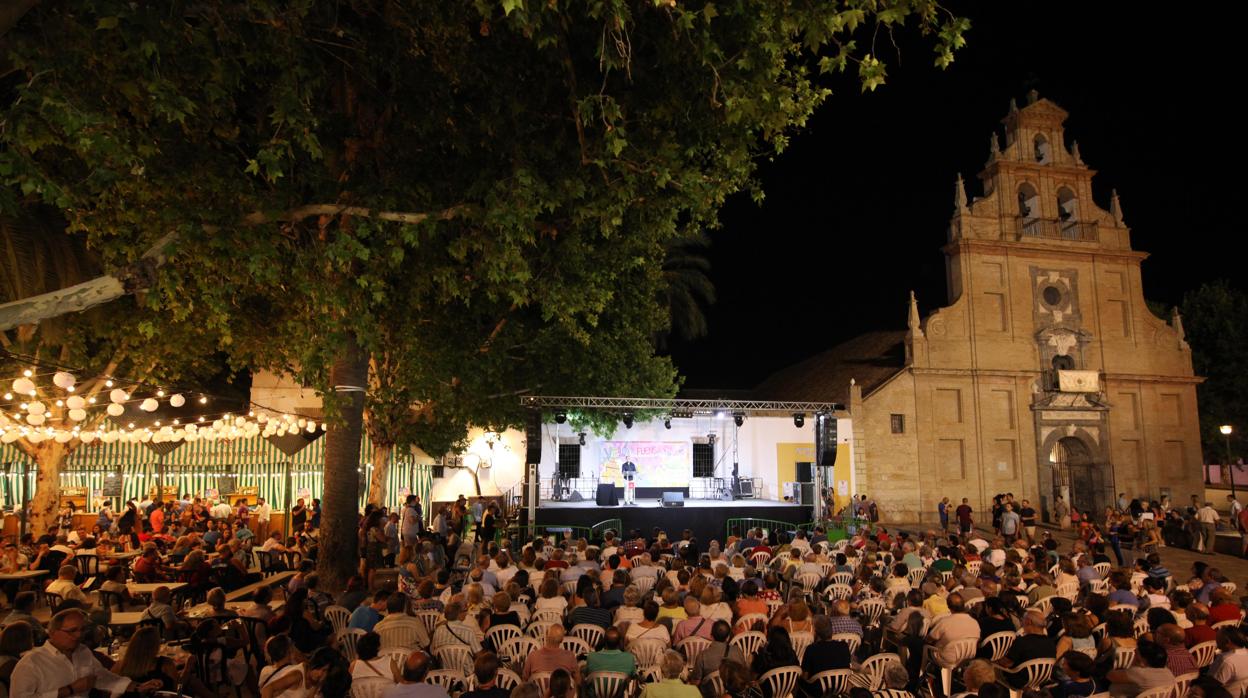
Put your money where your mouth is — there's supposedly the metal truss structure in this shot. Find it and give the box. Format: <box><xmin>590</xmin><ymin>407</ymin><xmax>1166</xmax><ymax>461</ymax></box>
<box><xmin>519</xmin><ymin>395</ymin><xmax>843</xmax><ymax>415</ymax></box>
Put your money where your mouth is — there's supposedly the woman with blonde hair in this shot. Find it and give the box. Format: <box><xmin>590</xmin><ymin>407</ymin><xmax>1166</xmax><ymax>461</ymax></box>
<box><xmin>112</xmin><ymin>626</ymin><xmax>182</xmax><ymax>693</ymax></box>
<box><xmin>614</xmin><ymin>586</ymin><xmax>644</xmax><ymax>625</ymax></box>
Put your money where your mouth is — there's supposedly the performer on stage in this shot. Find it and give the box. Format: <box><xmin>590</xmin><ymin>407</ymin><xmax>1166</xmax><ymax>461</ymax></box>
<box><xmin>621</xmin><ymin>460</ymin><xmax>637</xmax><ymax>505</ymax></box>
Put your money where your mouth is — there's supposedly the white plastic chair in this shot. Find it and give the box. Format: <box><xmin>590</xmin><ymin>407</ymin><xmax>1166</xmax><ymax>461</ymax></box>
<box><xmin>796</xmin><ymin>572</ymin><xmax>822</xmax><ymax>591</ymax></box>
<box><xmin>825</xmin><ymin>584</ymin><xmax>853</xmax><ymax>601</ymax></box>
<box><xmin>413</xmin><ymin>610</ymin><xmax>442</xmax><ymax>637</ymax></box>
<box><xmin>425</xmin><ymin>669</ymin><xmax>463</xmax><ymax>693</ymax></box>
<box><xmin>588</xmin><ymin>671</ymin><xmax>632</xmax><ymax>698</ymax></box>
<box><xmin>570</xmin><ymin>623</ymin><xmax>605</xmax><ymax>650</ymax></box>
<box><xmin>485</xmin><ymin>624</ymin><xmax>522</xmax><ymax>652</ymax></box>
<box><xmin>324</xmin><ymin>605</ymin><xmax>351</xmax><ymax>634</ymax></box>
<box><xmin>434</xmin><ymin>644</ymin><xmax>474</xmax><ymax>675</ymax></box>
<box><xmin>378</xmin><ymin>624</ymin><xmax>425</xmax><ymax>651</ymax></box>
<box><xmin>735</xmin><ymin>612</ymin><xmax>769</xmax><ymax>632</ymax></box>
<box><xmin>751</xmin><ymin>551</ymin><xmax>772</xmax><ymax>567</ymax></box>
<box><xmin>980</xmin><ymin>631</ymin><xmax>1016</xmax><ymax>662</ymax></box>
<box><xmin>560</xmin><ymin>635</ymin><xmax>592</xmax><ymax>657</ymax></box>
<box><xmin>1056</xmin><ymin>582</ymin><xmax>1079</xmax><ymax>601</ymax></box>
<box><xmin>790</xmin><ymin>631</ymin><xmax>814</xmax><ymax>662</ymax></box>
<box><xmin>1135</xmin><ymin>685</ymin><xmax>1177</xmax><ymax>698</ymax></box>
<box><xmin>809</xmin><ymin>669</ymin><xmax>852</xmax><ymax>697</ymax></box>
<box><xmin>350</xmin><ymin>676</ymin><xmax>394</xmax><ymax>698</ymax></box>
<box><xmin>677</xmin><ymin>635</ymin><xmax>711</xmax><ymax>667</ymax></box>
<box><xmin>997</xmin><ymin>658</ymin><xmax>1054</xmax><ymax>698</ymax></box>
<box><xmin>529</xmin><ymin>671</ymin><xmax>551</xmax><ymax>695</ymax></box>
<box><xmin>336</xmin><ymin>628</ymin><xmax>367</xmax><ymax>662</ymax></box>
<box><xmin>829</xmin><ymin>632</ymin><xmax>861</xmax><ymax>656</ymax></box>
<box><xmin>859</xmin><ymin>653</ymin><xmax>901</xmax><ymax>690</ymax></box>
<box><xmin>730</xmin><ymin>630</ymin><xmax>766</xmax><ymax>663</ymax></box>
<box><xmin>1190</xmin><ymin>640</ymin><xmax>1217</xmax><ymax>668</ymax></box>
<box><xmin>924</xmin><ymin>637</ymin><xmax>977</xmax><ymax>697</ymax></box>
<box><xmin>500</xmin><ymin>636</ymin><xmax>540</xmax><ymax>673</ymax></box>
<box><xmin>1211</xmin><ymin>619</ymin><xmax>1240</xmax><ymax>631</ymax></box>
<box><xmin>1174</xmin><ymin>672</ymin><xmax>1198</xmax><ymax>697</ymax></box>
<box><xmin>759</xmin><ymin>666</ymin><xmax>801</xmax><ymax>698</ymax></box>
<box><xmin>1111</xmin><ymin>645</ymin><xmax>1136</xmax><ymax>670</ymax></box>
<box><xmin>907</xmin><ymin>567</ymin><xmax>926</xmax><ymax>588</ymax></box>
<box><xmin>629</xmin><ymin>638</ymin><xmax>667</xmax><ymax>669</ymax></box>
<box><xmin>1093</xmin><ymin>562</ymin><xmax>1111</xmax><ymax>578</ymax></box>
<box><xmin>857</xmin><ymin>598</ymin><xmax>886</xmax><ymax>628</ymax></box>
<box><xmin>831</xmin><ymin>572</ymin><xmax>853</xmax><ymax>586</ymax></box>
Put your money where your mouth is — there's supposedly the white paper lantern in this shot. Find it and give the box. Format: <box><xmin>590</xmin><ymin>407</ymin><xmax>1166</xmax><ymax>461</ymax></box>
<box><xmin>27</xmin><ymin>432</ymin><xmax>45</xmax><ymax>443</ymax></box>
<box><xmin>79</xmin><ymin>431</ymin><xmax>96</xmax><ymax>444</ymax></box>
<box><xmin>26</xmin><ymin>413</ymin><xmax>44</xmax><ymax>426</ymax></box>
<box><xmin>305</xmin><ymin>421</ymin><xmax>316</xmax><ymax>433</ymax></box>
<box><xmin>11</xmin><ymin>377</ymin><xmax>35</xmax><ymax>395</ymax></box>
<box><xmin>109</xmin><ymin>389</ymin><xmax>128</xmax><ymax>404</ymax></box>
<box><xmin>52</xmin><ymin>371</ymin><xmax>75</xmax><ymax>389</ymax></box>
<box><xmin>1</xmin><ymin>431</ymin><xmax>19</xmax><ymax>443</ymax></box>
<box><xmin>68</xmin><ymin>408</ymin><xmax>87</xmax><ymax>421</ymax></box>
<box><xmin>106</xmin><ymin>403</ymin><xmax>125</xmax><ymax>417</ymax></box>
<box><xmin>25</xmin><ymin>401</ymin><xmax>45</xmax><ymax>415</ymax></box>
<box><xmin>66</xmin><ymin>395</ymin><xmax>86</xmax><ymax>410</ymax></box>
<box><xmin>168</xmin><ymin>393</ymin><xmax>185</xmax><ymax>407</ymax></box>
<box><xmin>185</xmin><ymin>432</ymin><xmax>198</xmax><ymax>442</ymax></box>
<box><xmin>140</xmin><ymin>398</ymin><xmax>159</xmax><ymax>412</ymax></box>
<box><xmin>54</xmin><ymin>431</ymin><xmax>73</xmax><ymax>443</ymax></box>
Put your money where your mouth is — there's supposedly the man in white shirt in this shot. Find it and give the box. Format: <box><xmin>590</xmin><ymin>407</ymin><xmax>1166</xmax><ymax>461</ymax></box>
<box><xmin>253</xmin><ymin>497</ymin><xmax>272</xmax><ymax>541</ymax></box>
<box><xmin>429</xmin><ymin>601</ymin><xmax>481</xmax><ymax>653</ymax></box>
<box><xmin>210</xmin><ymin>499</ymin><xmax>232</xmax><ymax>520</ymax></box>
<box><xmin>1196</xmin><ymin>502</ymin><xmax>1220</xmax><ymax>553</ymax></box>
<box><xmin>45</xmin><ymin>565</ymin><xmax>88</xmax><ymax>605</ymax></box>
<box><xmin>924</xmin><ymin>593</ymin><xmax>980</xmax><ymax>667</ymax></box>
<box><xmin>8</xmin><ymin>608</ymin><xmax>159</xmax><ymax>697</ymax></box>
<box><xmin>374</xmin><ymin>593</ymin><xmax>432</xmax><ymax>649</ymax></box>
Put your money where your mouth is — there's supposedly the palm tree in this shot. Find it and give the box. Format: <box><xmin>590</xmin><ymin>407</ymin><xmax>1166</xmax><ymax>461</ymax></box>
<box><xmin>658</xmin><ymin>233</ymin><xmax>716</xmax><ymax>347</ymax></box>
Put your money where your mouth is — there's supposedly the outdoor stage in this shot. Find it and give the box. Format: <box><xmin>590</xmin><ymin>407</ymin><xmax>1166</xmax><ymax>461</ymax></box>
<box><xmin>534</xmin><ymin>498</ymin><xmax>812</xmax><ymax>547</ymax></box>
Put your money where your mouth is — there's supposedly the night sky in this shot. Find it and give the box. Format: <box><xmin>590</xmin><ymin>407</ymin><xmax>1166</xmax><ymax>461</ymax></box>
<box><xmin>666</xmin><ymin>1</ymin><xmax>1244</xmax><ymax>390</ymax></box>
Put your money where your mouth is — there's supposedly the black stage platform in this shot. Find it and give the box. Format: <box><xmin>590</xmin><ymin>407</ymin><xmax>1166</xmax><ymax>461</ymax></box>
<box><xmin>533</xmin><ymin>499</ymin><xmax>812</xmax><ymax>546</ymax></box>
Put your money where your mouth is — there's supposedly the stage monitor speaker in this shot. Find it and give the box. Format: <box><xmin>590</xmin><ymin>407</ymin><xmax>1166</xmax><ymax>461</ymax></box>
<box><xmin>568</xmin><ymin>491</ymin><xmax>584</xmax><ymax>502</ymax></box>
<box><xmin>662</xmin><ymin>491</ymin><xmax>685</xmax><ymax>508</ymax></box>
<box><xmin>525</xmin><ymin>410</ymin><xmax>542</xmax><ymax>464</ymax></box>
<box><xmin>815</xmin><ymin>413</ymin><xmax>838</xmax><ymax>467</ymax></box>
<box><xmin>796</xmin><ymin>462</ymin><xmax>813</xmax><ymax>484</ymax></box>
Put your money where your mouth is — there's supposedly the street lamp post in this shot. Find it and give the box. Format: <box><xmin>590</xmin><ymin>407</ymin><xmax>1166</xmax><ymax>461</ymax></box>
<box><xmin>1220</xmin><ymin>425</ymin><xmax>1235</xmax><ymax>500</ymax></box>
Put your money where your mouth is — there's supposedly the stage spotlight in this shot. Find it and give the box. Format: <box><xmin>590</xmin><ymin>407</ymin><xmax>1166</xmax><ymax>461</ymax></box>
<box><xmin>793</xmin><ymin>413</ymin><xmax>805</xmax><ymax>428</ymax></box>
<box><xmin>733</xmin><ymin>413</ymin><xmax>744</xmax><ymax>427</ymax></box>
<box><xmin>578</xmin><ymin>432</ymin><xmax>586</xmax><ymax>446</ymax></box>
<box><xmin>555</xmin><ymin>411</ymin><xmax>567</xmax><ymax>424</ymax></box>
<box><xmin>707</xmin><ymin>433</ymin><xmax>716</xmax><ymax>445</ymax></box>
<box><xmin>664</xmin><ymin>418</ymin><xmax>672</xmax><ymax>429</ymax></box>
<box><xmin>623</xmin><ymin>413</ymin><xmax>634</xmax><ymax>429</ymax></box>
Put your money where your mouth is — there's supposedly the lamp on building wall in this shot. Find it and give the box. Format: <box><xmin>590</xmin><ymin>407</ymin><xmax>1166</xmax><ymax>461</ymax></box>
<box><xmin>1221</xmin><ymin>424</ymin><xmax>1236</xmax><ymax>499</ymax></box>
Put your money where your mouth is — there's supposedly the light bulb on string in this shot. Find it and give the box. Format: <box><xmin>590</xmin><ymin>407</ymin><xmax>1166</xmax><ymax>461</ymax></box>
<box><xmin>105</xmin><ymin>380</ymin><xmax>113</xmax><ymax>387</ymax></box>
<box><xmin>22</xmin><ymin>370</ymin><xmax>31</xmax><ymax>378</ymax></box>
<box><xmin>3</xmin><ymin>393</ymin><xmax>10</xmax><ymax>401</ymax></box>
<box><xmin>156</xmin><ymin>390</ymin><xmax>165</xmax><ymax>397</ymax></box>
<box><xmin>199</xmin><ymin>396</ymin><xmax>208</xmax><ymax>404</ymax></box>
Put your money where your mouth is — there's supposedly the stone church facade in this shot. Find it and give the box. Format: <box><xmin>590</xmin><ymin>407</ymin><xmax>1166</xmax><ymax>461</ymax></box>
<box><xmin>756</xmin><ymin>93</ymin><xmax>1205</xmax><ymax>523</ymax></box>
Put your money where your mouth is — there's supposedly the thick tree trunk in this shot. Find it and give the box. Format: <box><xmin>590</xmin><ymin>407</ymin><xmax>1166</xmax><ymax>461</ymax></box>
<box><xmin>27</xmin><ymin>441</ymin><xmax>69</xmax><ymax>536</ymax></box>
<box><xmin>317</xmin><ymin>338</ymin><xmax>368</xmax><ymax>593</ymax></box>
<box><xmin>367</xmin><ymin>441</ymin><xmax>392</xmax><ymax>506</ymax></box>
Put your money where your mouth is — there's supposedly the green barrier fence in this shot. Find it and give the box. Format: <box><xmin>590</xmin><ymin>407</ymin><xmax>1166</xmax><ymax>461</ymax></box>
<box><xmin>496</xmin><ymin>518</ymin><xmax>623</xmax><ymax>548</ymax></box>
<box><xmin>728</xmin><ymin>515</ymin><xmax>871</xmax><ymax>543</ymax></box>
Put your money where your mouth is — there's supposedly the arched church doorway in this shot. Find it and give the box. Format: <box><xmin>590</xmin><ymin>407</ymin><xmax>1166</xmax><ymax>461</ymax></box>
<box><xmin>1051</xmin><ymin>436</ymin><xmax>1107</xmax><ymax>518</ymax></box>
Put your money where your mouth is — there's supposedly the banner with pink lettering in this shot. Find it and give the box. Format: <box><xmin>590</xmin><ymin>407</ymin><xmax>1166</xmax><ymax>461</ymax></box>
<box><xmin>598</xmin><ymin>441</ymin><xmax>690</xmax><ymax>487</ymax></box>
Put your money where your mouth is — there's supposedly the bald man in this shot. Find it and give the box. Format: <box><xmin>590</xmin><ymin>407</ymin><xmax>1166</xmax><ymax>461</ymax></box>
<box><xmin>997</xmin><ymin>610</ymin><xmax>1056</xmax><ymax>688</ymax></box>
<box><xmin>522</xmin><ymin>625</ymin><xmax>579</xmax><ymax>682</ymax></box>
<box><xmin>382</xmin><ymin>651</ymin><xmax>449</xmax><ymax>698</ymax></box>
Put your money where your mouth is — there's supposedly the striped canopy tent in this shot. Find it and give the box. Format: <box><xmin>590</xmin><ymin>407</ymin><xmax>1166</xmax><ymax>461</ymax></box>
<box><xmin>0</xmin><ymin>431</ymin><xmax>433</xmax><ymax>512</ymax></box>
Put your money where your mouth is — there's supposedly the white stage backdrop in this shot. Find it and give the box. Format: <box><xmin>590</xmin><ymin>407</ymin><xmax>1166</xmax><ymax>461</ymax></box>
<box><xmin>598</xmin><ymin>441</ymin><xmax>690</xmax><ymax>488</ymax></box>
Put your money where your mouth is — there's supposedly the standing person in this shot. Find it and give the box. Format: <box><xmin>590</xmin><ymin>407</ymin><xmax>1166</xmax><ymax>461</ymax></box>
<box><xmin>1228</xmin><ymin>494</ymin><xmax>1244</xmax><ymax>531</ymax></box>
<box><xmin>253</xmin><ymin>497</ymin><xmax>272</xmax><ymax>542</ymax></box>
<box><xmin>1196</xmin><ymin>501</ymin><xmax>1219</xmax><ymax>554</ymax></box>
<box><xmin>290</xmin><ymin>498</ymin><xmax>308</xmax><ymax>532</ymax></box>
<box><xmin>235</xmin><ymin>498</ymin><xmax>251</xmax><ymax>529</ymax></box>
<box><xmin>1019</xmin><ymin>499</ymin><xmax>1037</xmax><ymax>543</ymax></box>
<box><xmin>955</xmin><ymin>498</ymin><xmax>974</xmax><ymax>536</ymax></box>
<box><xmin>938</xmin><ymin>497</ymin><xmax>950</xmax><ymax>534</ymax></box>
<box><xmin>622</xmin><ymin>460</ymin><xmax>637</xmax><ymax>506</ymax></box>
<box><xmin>401</xmin><ymin>495</ymin><xmax>423</xmax><ymax>557</ymax></box>
<box><xmin>311</xmin><ymin>499</ymin><xmax>322</xmax><ymax>529</ymax></box>
<box><xmin>1000</xmin><ymin>503</ymin><xmax>1020</xmax><ymax>545</ymax></box>
<box><xmin>479</xmin><ymin>504</ymin><xmax>497</xmax><ymax>546</ymax></box>
<box><xmin>1054</xmin><ymin>495</ymin><xmax>1070</xmax><ymax>529</ymax></box>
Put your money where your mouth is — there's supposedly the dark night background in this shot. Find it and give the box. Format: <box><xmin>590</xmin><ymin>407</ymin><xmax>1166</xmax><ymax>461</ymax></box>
<box><xmin>666</xmin><ymin>2</ymin><xmax>1243</xmax><ymax>390</ymax></box>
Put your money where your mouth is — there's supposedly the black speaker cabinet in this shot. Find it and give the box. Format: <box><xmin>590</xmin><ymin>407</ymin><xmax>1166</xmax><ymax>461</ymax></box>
<box><xmin>525</xmin><ymin>410</ymin><xmax>543</xmax><ymax>464</ymax></box>
<box><xmin>796</xmin><ymin>462</ymin><xmax>813</xmax><ymax>483</ymax></box>
<box><xmin>662</xmin><ymin>491</ymin><xmax>685</xmax><ymax>507</ymax></box>
<box><xmin>815</xmin><ymin>413</ymin><xmax>838</xmax><ymax>468</ymax></box>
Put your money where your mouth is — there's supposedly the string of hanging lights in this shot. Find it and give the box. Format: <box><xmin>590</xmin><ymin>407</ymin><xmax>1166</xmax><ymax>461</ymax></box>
<box><xmin>0</xmin><ymin>351</ymin><xmax>326</xmax><ymax>446</ymax></box>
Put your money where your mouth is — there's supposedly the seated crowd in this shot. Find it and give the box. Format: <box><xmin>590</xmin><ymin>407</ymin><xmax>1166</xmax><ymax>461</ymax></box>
<box><xmin>3</xmin><ymin>498</ymin><xmax>1248</xmax><ymax>698</ymax></box>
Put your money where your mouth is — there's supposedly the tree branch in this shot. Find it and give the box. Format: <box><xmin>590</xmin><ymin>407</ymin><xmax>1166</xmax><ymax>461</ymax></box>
<box><xmin>241</xmin><ymin>204</ymin><xmax>470</xmax><ymax>227</ymax></box>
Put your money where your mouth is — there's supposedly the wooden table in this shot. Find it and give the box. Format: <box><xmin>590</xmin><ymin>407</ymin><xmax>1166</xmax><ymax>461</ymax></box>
<box><xmin>224</xmin><ymin>570</ymin><xmax>295</xmax><ymax>602</ymax></box>
<box><xmin>109</xmin><ymin>611</ymin><xmax>146</xmax><ymax>626</ymax></box>
<box><xmin>0</xmin><ymin>569</ymin><xmax>48</xmax><ymax>581</ymax></box>
<box><xmin>184</xmin><ymin>599</ymin><xmax>285</xmax><ymax>619</ymax></box>
<box><xmin>104</xmin><ymin>551</ymin><xmax>141</xmax><ymax>561</ymax></box>
<box><xmin>126</xmin><ymin>582</ymin><xmax>186</xmax><ymax>596</ymax></box>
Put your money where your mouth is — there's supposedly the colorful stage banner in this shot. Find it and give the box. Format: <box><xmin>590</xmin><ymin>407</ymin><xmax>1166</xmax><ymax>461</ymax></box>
<box><xmin>598</xmin><ymin>441</ymin><xmax>689</xmax><ymax>488</ymax></box>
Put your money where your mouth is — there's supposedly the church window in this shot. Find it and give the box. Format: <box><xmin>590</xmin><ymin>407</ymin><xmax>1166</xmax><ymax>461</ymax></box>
<box><xmin>1034</xmin><ymin>134</ymin><xmax>1051</xmax><ymax>164</ymax></box>
<box><xmin>1018</xmin><ymin>183</ymin><xmax>1040</xmax><ymax>220</ymax></box>
<box><xmin>1052</xmin><ymin>354</ymin><xmax>1075</xmax><ymax>371</ymax></box>
<box><xmin>890</xmin><ymin>414</ymin><xmax>905</xmax><ymax>434</ymax></box>
<box><xmin>1042</xmin><ymin>286</ymin><xmax>1062</xmax><ymax>306</ymax></box>
<box><xmin>1057</xmin><ymin>187</ymin><xmax>1078</xmax><ymax>223</ymax></box>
